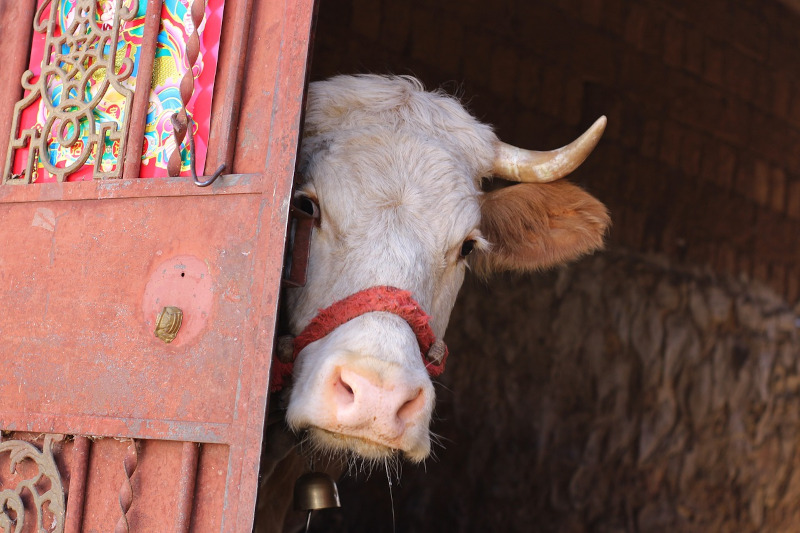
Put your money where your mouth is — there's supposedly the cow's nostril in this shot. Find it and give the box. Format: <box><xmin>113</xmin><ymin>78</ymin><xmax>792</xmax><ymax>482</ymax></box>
<box><xmin>396</xmin><ymin>388</ymin><xmax>425</xmax><ymax>423</ymax></box>
<box><xmin>334</xmin><ymin>373</ymin><xmax>355</xmax><ymax>404</ymax></box>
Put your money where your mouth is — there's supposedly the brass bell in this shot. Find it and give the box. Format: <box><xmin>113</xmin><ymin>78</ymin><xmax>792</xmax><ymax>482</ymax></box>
<box><xmin>293</xmin><ymin>471</ymin><xmax>341</xmax><ymax>511</ymax></box>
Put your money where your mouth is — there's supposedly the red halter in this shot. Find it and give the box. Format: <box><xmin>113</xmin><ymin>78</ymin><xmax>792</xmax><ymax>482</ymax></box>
<box><xmin>270</xmin><ymin>286</ymin><xmax>449</xmax><ymax>392</ymax></box>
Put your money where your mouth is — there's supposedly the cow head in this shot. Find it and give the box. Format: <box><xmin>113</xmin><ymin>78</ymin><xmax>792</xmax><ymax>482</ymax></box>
<box><xmin>279</xmin><ymin>75</ymin><xmax>610</xmax><ymax>463</ymax></box>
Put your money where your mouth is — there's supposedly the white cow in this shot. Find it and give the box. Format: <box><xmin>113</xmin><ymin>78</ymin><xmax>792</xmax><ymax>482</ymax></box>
<box><xmin>271</xmin><ymin>74</ymin><xmax>609</xmax><ymax>469</ymax></box>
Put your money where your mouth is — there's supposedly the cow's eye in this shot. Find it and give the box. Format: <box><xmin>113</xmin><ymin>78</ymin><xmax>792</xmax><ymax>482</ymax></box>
<box><xmin>295</xmin><ymin>194</ymin><xmax>319</xmax><ymax>218</ymax></box>
<box><xmin>460</xmin><ymin>239</ymin><xmax>476</xmax><ymax>258</ymax></box>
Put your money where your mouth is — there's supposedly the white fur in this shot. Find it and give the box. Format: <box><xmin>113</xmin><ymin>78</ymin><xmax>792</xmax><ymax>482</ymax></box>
<box><xmin>285</xmin><ymin>75</ymin><xmax>498</xmax><ymax>461</ymax></box>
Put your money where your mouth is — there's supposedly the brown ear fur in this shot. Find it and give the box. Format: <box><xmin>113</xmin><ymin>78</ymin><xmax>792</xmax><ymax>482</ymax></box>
<box><xmin>471</xmin><ymin>182</ymin><xmax>610</xmax><ymax>276</ymax></box>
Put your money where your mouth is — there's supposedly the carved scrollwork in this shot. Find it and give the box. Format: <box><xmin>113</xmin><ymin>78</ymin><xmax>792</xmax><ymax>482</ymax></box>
<box><xmin>0</xmin><ymin>435</ymin><xmax>65</xmax><ymax>533</ymax></box>
<box><xmin>3</xmin><ymin>0</ymin><xmax>139</xmax><ymax>184</ymax></box>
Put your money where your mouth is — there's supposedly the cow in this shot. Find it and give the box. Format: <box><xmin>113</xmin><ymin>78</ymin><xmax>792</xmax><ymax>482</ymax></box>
<box><xmin>255</xmin><ymin>74</ymin><xmax>610</xmax><ymax>530</ymax></box>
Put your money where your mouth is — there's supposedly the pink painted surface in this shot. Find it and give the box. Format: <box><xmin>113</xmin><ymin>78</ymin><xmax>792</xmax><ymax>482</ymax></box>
<box><xmin>0</xmin><ymin>184</ymin><xmax>263</xmax><ymax>439</ymax></box>
<box><xmin>142</xmin><ymin>255</ymin><xmax>216</xmax><ymax>346</ymax></box>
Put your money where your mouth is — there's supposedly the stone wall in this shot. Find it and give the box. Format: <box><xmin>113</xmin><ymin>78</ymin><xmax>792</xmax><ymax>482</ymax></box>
<box><xmin>309</xmin><ymin>251</ymin><xmax>800</xmax><ymax>532</ymax></box>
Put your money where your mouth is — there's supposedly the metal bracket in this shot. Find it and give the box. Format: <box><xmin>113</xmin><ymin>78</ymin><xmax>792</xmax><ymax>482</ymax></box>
<box><xmin>169</xmin><ymin>113</ymin><xmax>226</xmax><ymax>187</ymax></box>
<box><xmin>282</xmin><ymin>203</ymin><xmax>318</xmax><ymax>288</ymax></box>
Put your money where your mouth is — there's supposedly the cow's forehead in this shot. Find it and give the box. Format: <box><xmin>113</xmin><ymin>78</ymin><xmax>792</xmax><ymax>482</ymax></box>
<box><xmin>303</xmin><ymin>75</ymin><xmax>497</xmax><ymax>183</ymax></box>
<box><xmin>302</xmin><ymin>128</ymin><xmax>483</xmax><ymax>242</ymax></box>
<box><xmin>307</xmin><ymin>127</ymin><xmax>479</xmax><ymax>192</ymax></box>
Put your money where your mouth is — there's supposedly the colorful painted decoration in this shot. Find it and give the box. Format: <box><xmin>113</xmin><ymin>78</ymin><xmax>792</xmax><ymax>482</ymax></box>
<box><xmin>10</xmin><ymin>0</ymin><xmax>223</xmax><ymax>182</ymax></box>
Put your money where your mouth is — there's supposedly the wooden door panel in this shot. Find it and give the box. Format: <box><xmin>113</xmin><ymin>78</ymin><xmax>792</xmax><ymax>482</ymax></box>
<box><xmin>0</xmin><ymin>0</ymin><xmax>318</xmax><ymax>529</ymax></box>
<box><xmin>1</xmin><ymin>177</ymin><xmax>271</xmax><ymax>440</ymax></box>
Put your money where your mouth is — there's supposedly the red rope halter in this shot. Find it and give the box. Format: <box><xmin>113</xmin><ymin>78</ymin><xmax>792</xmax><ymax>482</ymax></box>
<box><xmin>271</xmin><ymin>286</ymin><xmax>448</xmax><ymax>392</ymax></box>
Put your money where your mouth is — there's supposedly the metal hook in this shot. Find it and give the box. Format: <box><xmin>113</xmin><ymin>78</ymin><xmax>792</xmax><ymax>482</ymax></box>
<box><xmin>170</xmin><ymin>112</ymin><xmax>226</xmax><ymax>187</ymax></box>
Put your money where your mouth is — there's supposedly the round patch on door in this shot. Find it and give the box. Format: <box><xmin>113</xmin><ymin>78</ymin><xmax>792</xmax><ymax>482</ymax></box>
<box><xmin>142</xmin><ymin>255</ymin><xmax>214</xmax><ymax>346</ymax></box>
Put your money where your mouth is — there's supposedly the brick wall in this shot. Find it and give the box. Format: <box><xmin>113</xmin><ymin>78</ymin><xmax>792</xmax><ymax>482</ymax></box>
<box><xmin>309</xmin><ymin>0</ymin><xmax>800</xmax><ymax>303</ymax></box>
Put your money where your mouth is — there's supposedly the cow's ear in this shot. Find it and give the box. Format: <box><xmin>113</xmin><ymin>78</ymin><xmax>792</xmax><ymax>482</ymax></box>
<box><xmin>471</xmin><ymin>182</ymin><xmax>610</xmax><ymax>276</ymax></box>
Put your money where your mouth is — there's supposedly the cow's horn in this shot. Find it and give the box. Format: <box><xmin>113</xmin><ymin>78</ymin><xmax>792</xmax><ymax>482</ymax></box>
<box><xmin>492</xmin><ymin>116</ymin><xmax>607</xmax><ymax>183</ymax></box>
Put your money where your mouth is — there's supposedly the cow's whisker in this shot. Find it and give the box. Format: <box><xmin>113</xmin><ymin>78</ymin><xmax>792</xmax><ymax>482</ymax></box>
<box><xmin>428</xmin><ymin>429</ymin><xmax>448</xmax><ymax>448</ymax></box>
<box><xmin>432</xmin><ymin>380</ymin><xmax>454</xmax><ymax>394</ymax></box>
<box><xmin>384</xmin><ymin>458</ymin><xmax>397</xmax><ymax>533</ymax></box>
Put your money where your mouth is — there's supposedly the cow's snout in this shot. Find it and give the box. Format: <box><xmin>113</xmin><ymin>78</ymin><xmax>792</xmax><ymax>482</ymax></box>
<box><xmin>286</xmin><ymin>313</ymin><xmax>436</xmax><ymax>462</ymax></box>
<box><xmin>330</xmin><ymin>365</ymin><xmax>428</xmax><ymax>441</ymax></box>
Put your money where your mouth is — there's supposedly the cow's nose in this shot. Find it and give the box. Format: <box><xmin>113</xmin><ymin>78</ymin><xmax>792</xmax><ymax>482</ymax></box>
<box><xmin>330</xmin><ymin>366</ymin><xmax>427</xmax><ymax>440</ymax></box>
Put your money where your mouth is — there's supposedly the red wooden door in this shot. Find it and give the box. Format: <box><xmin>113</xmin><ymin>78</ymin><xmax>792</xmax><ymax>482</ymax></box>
<box><xmin>0</xmin><ymin>0</ymin><xmax>315</xmax><ymax>530</ymax></box>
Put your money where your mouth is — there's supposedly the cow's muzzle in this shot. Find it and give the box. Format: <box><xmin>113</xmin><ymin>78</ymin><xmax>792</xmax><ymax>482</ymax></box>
<box><xmin>271</xmin><ymin>286</ymin><xmax>448</xmax><ymax>392</ymax></box>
